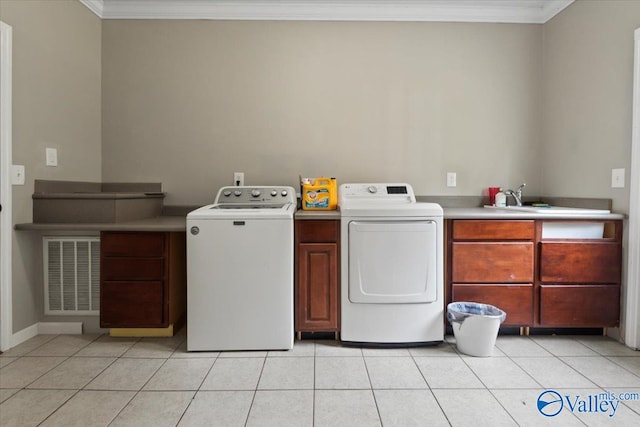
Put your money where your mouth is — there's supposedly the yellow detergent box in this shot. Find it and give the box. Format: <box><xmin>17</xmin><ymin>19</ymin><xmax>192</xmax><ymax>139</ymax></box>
<box><xmin>301</xmin><ymin>177</ymin><xmax>338</xmax><ymax>210</ymax></box>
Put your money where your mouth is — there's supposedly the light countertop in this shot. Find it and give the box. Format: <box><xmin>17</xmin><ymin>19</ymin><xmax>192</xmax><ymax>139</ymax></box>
<box><xmin>294</xmin><ymin>209</ymin><xmax>341</xmax><ymax>220</ymax></box>
<box><xmin>444</xmin><ymin>207</ymin><xmax>624</xmax><ymax>220</ymax></box>
<box><xmin>15</xmin><ymin>205</ymin><xmax>624</xmax><ymax>232</ymax></box>
<box><xmin>15</xmin><ymin>216</ymin><xmax>186</xmax><ymax>232</ymax></box>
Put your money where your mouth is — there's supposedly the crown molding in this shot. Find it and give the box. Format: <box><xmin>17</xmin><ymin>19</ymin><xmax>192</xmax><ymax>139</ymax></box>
<box><xmin>79</xmin><ymin>0</ymin><xmax>574</xmax><ymax>23</ymax></box>
<box><xmin>79</xmin><ymin>0</ymin><xmax>105</xmax><ymax>18</ymax></box>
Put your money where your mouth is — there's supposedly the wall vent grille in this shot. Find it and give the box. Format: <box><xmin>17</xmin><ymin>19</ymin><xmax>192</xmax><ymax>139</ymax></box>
<box><xmin>44</xmin><ymin>237</ymin><xmax>100</xmax><ymax>315</ymax></box>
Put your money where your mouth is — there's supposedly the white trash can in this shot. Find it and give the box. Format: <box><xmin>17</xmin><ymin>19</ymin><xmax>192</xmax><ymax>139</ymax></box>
<box><xmin>447</xmin><ymin>302</ymin><xmax>506</xmax><ymax>357</ymax></box>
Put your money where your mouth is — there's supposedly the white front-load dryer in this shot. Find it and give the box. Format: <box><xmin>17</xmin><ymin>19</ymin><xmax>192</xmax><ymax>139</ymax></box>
<box><xmin>340</xmin><ymin>183</ymin><xmax>444</xmax><ymax>344</ymax></box>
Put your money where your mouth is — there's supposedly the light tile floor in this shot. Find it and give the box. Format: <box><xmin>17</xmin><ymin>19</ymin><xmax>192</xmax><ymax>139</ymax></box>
<box><xmin>0</xmin><ymin>331</ymin><xmax>639</xmax><ymax>426</ymax></box>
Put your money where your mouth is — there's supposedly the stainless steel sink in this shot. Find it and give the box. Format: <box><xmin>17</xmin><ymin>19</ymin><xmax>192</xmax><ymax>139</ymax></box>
<box><xmin>483</xmin><ymin>205</ymin><xmax>610</xmax><ymax>214</ymax></box>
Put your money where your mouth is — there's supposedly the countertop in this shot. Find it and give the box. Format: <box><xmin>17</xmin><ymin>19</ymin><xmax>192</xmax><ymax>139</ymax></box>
<box><xmin>444</xmin><ymin>207</ymin><xmax>625</xmax><ymax>220</ymax></box>
<box><xmin>294</xmin><ymin>209</ymin><xmax>341</xmax><ymax>220</ymax></box>
<box><xmin>15</xmin><ymin>206</ymin><xmax>624</xmax><ymax>232</ymax></box>
<box><xmin>14</xmin><ymin>216</ymin><xmax>186</xmax><ymax>232</ymax></box>
<box><xmin>32</xmin><ymin>192</ymin><xmax>165</xmax><ymax>199</ymax></box>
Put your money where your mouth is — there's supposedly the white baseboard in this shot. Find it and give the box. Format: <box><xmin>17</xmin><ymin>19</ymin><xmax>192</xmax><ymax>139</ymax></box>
<box><xmin>38</xmin><ymin>322</ymin><xmax>83</xmax><ymax>335</ymax></box>
<box><xmin>10</xmin><ymin>323</ymin><xmax>39</xmax><ymax>348</ymax></box>
<box><xmin>10</xmin><ymin>322</ymin><xmax>83</xmax><ymax>348</ymax></box>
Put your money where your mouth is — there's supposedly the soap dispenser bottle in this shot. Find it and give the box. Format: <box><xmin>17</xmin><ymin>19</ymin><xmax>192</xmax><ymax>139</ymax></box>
<box><xmin>495</xmin><ymin>189</ymin><xmax>507</xmax><ymax>207</ymax></box>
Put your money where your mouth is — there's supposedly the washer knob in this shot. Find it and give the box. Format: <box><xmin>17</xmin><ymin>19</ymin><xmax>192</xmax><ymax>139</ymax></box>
<box><xmin>251</xmin><ymin>189</ymin><xmax>261</xmax><ymax>197</ymax></box>
<box><xmin>270</xmin><ymin>190</ymin><xmax>277</xmax><ymax>197</ymax></box>
<box><xmin>281</xmin><ymin>190</ymin><xmax>288</xmax><ymax>197</ymax></box>
<box><xmin>223</xmin><ymin>190</ymin><xmax>231</xmax><ymax>197</ymax></box>
<box><xmin>368</xmin><ymin>186</ymin><xmax>377</xmax><ymax>194</ymax></box>
<box><xmin>234</xmin><ymin>190</ymin><xmax>242</xmax><ymax>197</ymax></box>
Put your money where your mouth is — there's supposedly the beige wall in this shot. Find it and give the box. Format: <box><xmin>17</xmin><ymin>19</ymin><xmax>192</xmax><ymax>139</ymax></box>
<box><xmin>0</xmin><ymin>0</ymin><xmax>102</xmax><ymax>332</ymax></box>
<box><xmin>102</xmin><ymin>20</ymin><xmax>542</xmax><ymax>206</ymax></box>
<box><xmin>542</xmin><ymin>0</ymin><xmax>640</xmax><ymax>214</ymax></box>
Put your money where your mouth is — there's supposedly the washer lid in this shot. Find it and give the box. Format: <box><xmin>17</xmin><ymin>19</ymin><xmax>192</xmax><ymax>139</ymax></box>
<box><xmin>187</xmin><ymin>203</ymin><xmax>295</xmax><ymax>220</ymax></box>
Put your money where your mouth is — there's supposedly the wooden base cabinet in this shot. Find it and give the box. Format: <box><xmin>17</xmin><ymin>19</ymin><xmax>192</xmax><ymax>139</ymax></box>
<box><xmin>446</xmin><ymin>219</ymin><xmax>623</xmax><ymax>330</ymax></box>
<box><xmin>448</xmin><ymin>220</ymin><xmax>535</xmax><ymax>327</ymax></box>
<box><xmin>295</xmin><ymin>220</ymin><xmax>339</xmax><ymax>336</ymax></box>
<box><xmin>100</xmin><ymin>231</ymin><xmax>187</xmax><ymax>330</ymax></box>
<box><xmin>537</xmin><ymin>222</ymin><xmax>622</xmax><ymax>327</ymax></box>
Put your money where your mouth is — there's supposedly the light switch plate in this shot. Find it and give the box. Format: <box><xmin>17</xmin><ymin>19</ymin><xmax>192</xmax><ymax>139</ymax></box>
<box><xmin>11</xmin><ymin>164</ymin><xmax>25</xmax><ymax>185</ymax></box>
<box><xmin>46</xmin><ymin>147</ymin><xmax>58</xmax><ymax>166</ymax></box>
<box><xmin>447</xmin><ymin>172</ymin><xmax>457</xmax><ymax>187</ymax></box>
<box><xmin>611</xmin><ymin>168</ymin><xmax>625</xmax><ymax>188</ymax></box>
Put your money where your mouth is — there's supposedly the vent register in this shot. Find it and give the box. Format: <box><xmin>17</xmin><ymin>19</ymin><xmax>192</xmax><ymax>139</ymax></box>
<box><xmin>44</xmin><ymin>237</ymin><xmax>100</xmax><ymax>315</ymax></box>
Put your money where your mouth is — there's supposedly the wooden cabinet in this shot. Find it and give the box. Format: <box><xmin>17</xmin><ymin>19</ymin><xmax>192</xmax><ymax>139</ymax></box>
<box><xmin>448</xmin><ymin>220</ymin><xmax>535</xmax><ymax>327</ymax></box>
<box><xmin>447</xmin><ymin>218</ymin><xmax>623</xmax><ymax>330</ymax></box>
<box><xmin>100</xmin><ymin>231</ymin><xmax>186</xmax><ymax>332</ymax></box>
<box><xmin>295</xmin><ymin>220</ymin><xmax>339</xmax><ymax>337</ymax></box>
<box><xmin>538</xmin><ymin>221</ymin><xmax>622</xmax><ymax>327</ymax></box>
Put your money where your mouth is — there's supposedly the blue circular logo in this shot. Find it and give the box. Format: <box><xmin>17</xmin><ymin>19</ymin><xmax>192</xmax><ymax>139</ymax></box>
<box><xmin>537</xmin><ymin>390</ymin><xmax>563</xmax><ymax>417</ymax></box>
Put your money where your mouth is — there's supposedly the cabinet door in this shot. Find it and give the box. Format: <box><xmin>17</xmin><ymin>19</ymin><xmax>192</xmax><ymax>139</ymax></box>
<box><xmin>539</xmin><ymin>242</ymin><xmax>621</xmax><ymax>283</ymax></box>
<box><xmin>296</xmin><ymin>243</ymin><xmax>338</xmax><ymax>331</ymax></box>
<box><xmin>452</xmin><ymin>242</ymin><xmax>534</xmax><ymax>283</ymax></box>
<box><xmin>101</xmin><ymin>281</ymin><xmax>165</xmax><ymax>327</ymax></box>
<box><xmin>451</xmin><ymin>284</ymin><xmax>533</xmax><ymax>326</ymax></box>
<box><xmin>539</xmin><ymin>285</ymin><xmax>620</xmax><ymax>327</ymax></box>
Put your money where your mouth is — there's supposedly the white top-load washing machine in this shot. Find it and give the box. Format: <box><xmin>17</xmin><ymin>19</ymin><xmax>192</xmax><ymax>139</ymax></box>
<box><xmin>340</xmin><ymin>183</ymin><xmax>444</xmax><ymax>344</ymax></box>
<box><xmin>187</xmin><ymin>186</ymin><xmax>296</xmax><ymax>351</ymax></box>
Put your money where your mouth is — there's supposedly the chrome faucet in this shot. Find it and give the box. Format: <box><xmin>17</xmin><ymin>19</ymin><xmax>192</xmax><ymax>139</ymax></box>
<box><xmin>504</xmin><ymin>183</ymin><xmax>526</xmax><ymax>206</ymax></box>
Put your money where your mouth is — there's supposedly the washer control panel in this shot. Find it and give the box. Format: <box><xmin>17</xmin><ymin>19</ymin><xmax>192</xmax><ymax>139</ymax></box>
<box><xmin>214</xmin><ymin>186</ymin><xmax>295</xmax><ymax>205</ymax></box>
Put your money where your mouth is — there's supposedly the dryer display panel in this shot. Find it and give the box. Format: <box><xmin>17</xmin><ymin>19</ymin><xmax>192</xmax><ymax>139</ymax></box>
<box><xmin>348</xmin><ymin>220</ymin><xmax>437</xmax><ymax>304</ymax></box>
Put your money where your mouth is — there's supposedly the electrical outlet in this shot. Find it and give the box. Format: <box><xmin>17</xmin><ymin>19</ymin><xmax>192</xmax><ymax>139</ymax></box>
<box><xmin>447</xmin><ymin>172</ymin><xmax>457</xmax><ymax>187</ymax></box>
<box><xmin>11</xmin><ymin>164</ymin><xmax>25</xmax><ymax>185</ymax></box>
<box><xmin>46</xmin><ymin>148</ymin><xmax>58</xmax><ymax>166</ymax></box>
<box><xmin>234</xmin><ymin>172</ymin><xmax>244</xmax><ymax>186</ymax></box>
<box><xmin>611</xmin><ymin>168</ymin><xmax>625</xmax><ymax>188</ymax></box>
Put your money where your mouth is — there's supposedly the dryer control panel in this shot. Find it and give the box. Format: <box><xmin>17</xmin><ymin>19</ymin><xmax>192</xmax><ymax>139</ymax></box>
<box><xmin>339</xmin><ymin>183</ymin><xmax>416</xmax><ymax>205</ymax></box>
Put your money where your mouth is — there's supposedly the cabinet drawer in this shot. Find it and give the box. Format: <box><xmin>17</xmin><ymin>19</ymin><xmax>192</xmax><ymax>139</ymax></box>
<box><xmin>452</xmin><ymin>220</ymin><xmax>535</xmax><ymax>240</ymax></box>
<box><xmin>102</xmin><ymin>258</ymin><xmax>164</xmax><ymax>280</ymax></box>
<box><xmin>100</xmin><ymin>281</ymin><xmax>165</xmax><ymax>327</ymax></box>
<box><xmin>539</xmin><ymin>285</ymin><xmax>620</xmax><ymax>327</ymax></box>
<box><xmin>452</xmin><ymin>242</ymin><xmax>534</xmax><ymax>283</ymax></box>
<box><xmin>451</xmin><ymin>284</ymin><xmax>533</xmax><ymax>326</ymax></box>
<box><xmin>539</xmin><ymin>242</ymin><xmax>621</xmax><ymax>283</ymax></box>
<box><xmin>101</xmin><ymin>232</ymin><xmax>165</xmax><ymax>257</ymax></box>
<box><xmin>296</xmin><ymin>220</ymin><xmax>339</xmax><ymax>243</ymax></box>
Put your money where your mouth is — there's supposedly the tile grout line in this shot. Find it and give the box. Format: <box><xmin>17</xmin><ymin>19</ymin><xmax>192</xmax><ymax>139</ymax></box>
<box><xmin>243</xmin><ymin>352</ymin><xmax>269</xmax><ymax>426</ymax></box>
<box><xmin>104</xmin><ymin>342</ymin><xmax>175</xmax><ymax>425</ymax></box>
<box><xmin>361</xmin><ymin>349</ymin><xmax>384</xmax><ymax>426</ymax></box>
<box><xmin>312</xmin><ymin>339</ymin><xmax>316</xmax><ymax>427</ymax></box>
<box><xmin>409</xmin><ymin>342</ymin><xmax>454</xmax><ymax>426</ymax></box>
<box><xmin>172</xmin><ymin>347</ymin><xmax>220</xmax><ymax>427</ymax></box>
<box><xmin>460</xmin><ymin>336</ymin><xmax>542</xmax><ymax>425</ymax></box>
